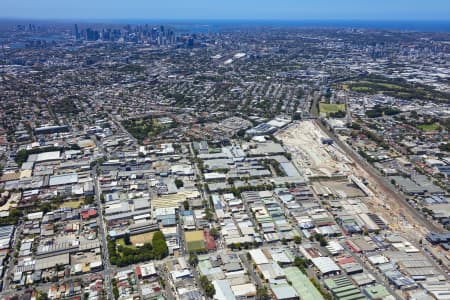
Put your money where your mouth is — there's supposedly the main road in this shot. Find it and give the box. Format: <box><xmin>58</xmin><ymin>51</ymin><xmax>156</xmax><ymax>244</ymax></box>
<box><xmin>92</xmin><ymin>167</ymin><xmax>114</xmax><ymax>300</ymax></box>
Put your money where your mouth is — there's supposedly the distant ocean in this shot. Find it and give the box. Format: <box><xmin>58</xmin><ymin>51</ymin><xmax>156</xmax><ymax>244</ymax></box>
<box><xmin>119</xmin><ymin>19</ymin><xmax>450</xmax><ymax>33</ymax></box>
<box><xmin>1</xmin><ymin>18</ymin><xmax>450</xmax><ymax>33</ymax></box>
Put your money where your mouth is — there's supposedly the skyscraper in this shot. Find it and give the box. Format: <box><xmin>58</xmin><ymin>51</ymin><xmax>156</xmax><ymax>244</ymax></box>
<box><xmin>74</xmin><ymin>24</ymin><xmax>79</xmax><ymax>40</ymax></box>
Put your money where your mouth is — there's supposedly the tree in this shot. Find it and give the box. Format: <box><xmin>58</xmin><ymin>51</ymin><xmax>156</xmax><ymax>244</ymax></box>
<box><xmin>329</xmin><ymin>110</ymin><xmax>346</xmax><ymax>118</ymax></box>
<box><xmin>112</xmin><ymin>284</ymin><xmax>119</xmax><ymax>300</ymax></box>
<box><xmin>366</xmin><ymin>109</ymin><xmax>383</xmax><ymax>118</ymax></box>
<box><xmin>257</xmin><ymin>287</ymin><xmax>269</xmax><ymax>300</ymax></box>
<box><xmin>348</xmin><ymin>122</ymin><xmax>361</xmax><ymax>130</ymax></box>
<box><xmin>183</xmin><ymin>200</ymin><xmax>190</xmax><ymax>210</ymax></box>
<box><xmin>152</xmin><ymin>231</ymin><xmax>169</xmax><ymax>259</ymax></box>
<box><xmin>200</xmin><ymin>275</ymin><xmax>215</xmax><ymax>298</ymax></box>
<box><xmin>294</xmin><ymin>257</ymin><xmax>310</xmax><ymax>270</ymax></box>
<box><xmin>39</xmin><ymin>202</ymin><xmax>53</xmax><ymax>214</ymax></box>
<box><xmin>189</xmin><ymin>252</ymin><xmax>198</xmax><ymax>266</ymax></box>
<box><xmin>283</xmin><ymin>152</ymin><xmax>292</xmax><ymax>161</ymax></box>
<box><xmin>320</xmin><ymin>239</ymin><xmax>328</xmax><ymax>247</ymax></box>
<box><xmin>314</xmin><ymin>233</ymin><xmax>328</xmax><ymax>246</ymax></box>
<box><xmin>175</xmin><ymin>178</ymin><xmax>184</xmax><ymax>189</ymax></box>
<box><xmin>84</xmin><ymin>195</ymin><xmax>95</xmax><ymax>205</ymax></box>
<box><xmin>293</xmin><ymin>236</ymin><xmax>301</xmax><ymax>244</ymax></box>
<box><xmin>236</xmin><ymin>129</ymin><xmax>246</xmax><ymax>137</ymax></box>
<box><xmin>439</xmin><ymin>143</ymin><xmax>450</xmax><ymax>152</ymax></box>
<box><xmin>123</xmin><ymin>233</ymin><xmax>131</xmax><ymax>245</ymax></box>
<box><xmin>204</xmin><ymin>208</ymin><xmax>214</xmax><ymax>221</ymax></box>
<box><xmin>15</xmin><ymin>149</ymin><xmax>28</xmax><ymax>167</ymax></box>
<box><xmin>36</xmin><ymin>291</ymin><xmax>48</xmax><ymax>300</ymax></box>
<box><xmin>209</xmin><ymin>228</ymin><xmax>220</xmax><ymax>239</ymax></box>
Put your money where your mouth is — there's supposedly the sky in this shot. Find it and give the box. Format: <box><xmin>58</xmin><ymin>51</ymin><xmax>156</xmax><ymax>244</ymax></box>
<box><xmin>1</xmin><ymin>0</ymin><xmax>450</xmax><ymax>21</ymax></box>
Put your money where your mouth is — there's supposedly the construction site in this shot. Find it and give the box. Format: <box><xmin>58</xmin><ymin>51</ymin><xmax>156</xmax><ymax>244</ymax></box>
<box><xmin>276</xmin><ymin>120</ymin><xmax>432</xmax><ymax>240</ymax></box>
<box><xmin>276</xmin><ymin>120</ymin><xmax>352</xmax><ymax>178</ymax></box>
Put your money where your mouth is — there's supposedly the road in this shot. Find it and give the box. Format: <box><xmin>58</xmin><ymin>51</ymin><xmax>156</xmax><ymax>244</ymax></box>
<box><xmin>187</xmin><ymin>142</ymin><xmax>210</xmax><ymax>207</ymax></box>
<box><xmin>93</xmin><ymin>167</ymin><xmax>113</xmax><ymax>300</ymax></box>
<box><xmin>1</xmin><ymin>223</ymin><xmax>22</xmax><ymax>296</ymax></box>
<box><xmin>240</xmin><ymin>253</ymin><xmax>264</xmax><ymax>289</ymax></box>
<box><xmin>112</xmin><ymin>116</ymin><xmax>138</xmax><ymax>146</ymax></box>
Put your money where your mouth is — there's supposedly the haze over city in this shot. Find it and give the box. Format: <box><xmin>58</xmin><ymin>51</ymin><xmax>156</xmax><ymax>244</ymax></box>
<box><xmin>2</xmin><ymin>0</ymin><xmax>450</xmax><ymax>21</ymax></box>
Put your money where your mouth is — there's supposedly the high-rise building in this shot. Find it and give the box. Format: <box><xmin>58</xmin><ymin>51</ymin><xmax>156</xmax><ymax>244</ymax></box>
<box><xmin>74</xmin><ymin>24</ymin><xmax>79</xmax><ymax>40</ymax></box>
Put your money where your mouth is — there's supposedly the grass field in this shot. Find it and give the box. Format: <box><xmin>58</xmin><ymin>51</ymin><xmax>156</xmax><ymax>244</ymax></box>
<box><xmin>117</xmin><ymin>232</ymin><xmax>156</xmax><ymax>249</ymax></box>
<box><xmin>187</xmin><ymin>240</ymin><xmax>206</xmax><ymax>252</ymax></box>
<box><xmin>185</xmin><ymin>230</ymin><xmax>206</xmax><ymax>252</ymax></box>
<box><xmin>319</xmin><ymin>103</ymin><xmax>345</xmax><ymax>113</ymax></box>
<box><xmin>344</xmin><ymin>75</ymin><xmax>450</xmax><ymax>103</ymax></box>
<box><xmin>351</xmin><ymin>86</ymin><xmax>372</xmax><ymax>92</ymax></box>
<box><xmin>59</xmin><ymin>200</ymin><xmax>83</xmax><ymax>209</ymax></box>
<box><xmin>130</xmin><ymin>232</ymin><xmax>154</xmax><ymax>245</ymax></box>
<box><xmin>417</xmin><ymin>123</ymin><xmax>441</xmax><ymax>132</ymax></box>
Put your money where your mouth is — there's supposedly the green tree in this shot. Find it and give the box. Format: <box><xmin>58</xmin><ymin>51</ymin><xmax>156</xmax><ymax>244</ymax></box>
<box><xmin>123</xmin><ymin>233</ymin><xmax>131</xmax><ymax>245</ymax></box>
<box><xmin>152</xmin><ymin>231</ymin><xmax>168</xmax><ymax>259</ymax></box>
<box><xmin>112</xmin><ymin>284</ymin><xmax>119</xmax><ymax>300</ymax></box>
<box><xmin>15</xmin><ymin>149</ymin><xmax>28</xmax><ymax>167</ymax></box>
<box><xmin>439</xmin><ymin>143</ymin><xmax>450</xmax><ymax>152</ymax></box>
<box><xmin>189</xmin><ymin>252</ymin><xmax>199</xmax><ymax>266</ymax></box>
<box><xmin>183</xmin><ymin>200</ymin><xmax>190</xmax><ymax>210</ymax></box>
<box><xmin>209</xmin><ymin>228</ymin><xmax>220</xmax><ymax>239</ymax></box>
<box><xmin>36</xmin><ymin>291</ymin><xmax>48</xmax><ymax>300</ymax></box>
<box><xmin>204</xmin><ymin>208</ymin><xmax>214</xmax><ymax>221</ymax></box>
<box><xmin>200</xmin><ymin>275</ymin><xmax>215</xmax><ymax>298</ymax></box>
<box><xmin>175</xmin><ymin>178</ymin><xmax>184</xmax><ymax>189</ymax></box>
<box><xmin>257</xmin><ymin>287</ymin><xmax>269</xmax><ymax>300</ymax></box>
<box><xmin>294</xmin><ymin>257</ymin><xmax>310</xmax><ymax>271</ymax></box>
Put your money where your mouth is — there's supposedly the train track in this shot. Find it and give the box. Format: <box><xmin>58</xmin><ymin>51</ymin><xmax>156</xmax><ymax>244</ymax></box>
<box><xmin>315</xmin><ymin>119</ymin><xmax>444</xmax><ymax>235</ymax></box>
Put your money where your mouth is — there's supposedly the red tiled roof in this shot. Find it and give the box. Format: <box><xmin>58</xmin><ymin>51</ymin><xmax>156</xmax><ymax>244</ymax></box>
<box><xmin>204</xmin><ymin>230</ymin><xmax>216</xmax><ymax>251</ymax></box>
<box><xmin>81</xmin><ymin>209</ymin><xmax>97</xmax><ymax>219</ymax></box>
<box><xmin>338</xmin><ymin>257</ymin><xmax>356</xmax><ymax>265</ymax></box>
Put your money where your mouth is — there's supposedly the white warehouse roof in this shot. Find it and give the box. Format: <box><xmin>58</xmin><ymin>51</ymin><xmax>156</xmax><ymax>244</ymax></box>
<box><xmin>49</xmin><ymin>173</ymin><xmax>78</xmax><ymax>186</ymax></box>
<box><xmin>311</xmin><ymin>257</ymin><xmax>340</xmax><ymax>274</ymax></box>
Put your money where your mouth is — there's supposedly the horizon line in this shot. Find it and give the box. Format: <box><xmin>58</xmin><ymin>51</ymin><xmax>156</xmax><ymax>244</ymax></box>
<box><xmin>1</xmin><ymin>17</ymin><xmax>450</xmax><ymax>23</ymax></box>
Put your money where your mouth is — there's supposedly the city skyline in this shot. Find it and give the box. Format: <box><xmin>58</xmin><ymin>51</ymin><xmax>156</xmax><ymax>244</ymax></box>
<box><xmin>2</xmin><ymin>0</ymin><xmax>450</xmax><ymax>21</ymax></box>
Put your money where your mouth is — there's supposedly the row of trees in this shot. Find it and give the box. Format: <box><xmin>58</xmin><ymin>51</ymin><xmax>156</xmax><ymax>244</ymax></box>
<box><xmin>366</xmin><ymin>105</ymin><xmax>400</xmax><ymax>118</ymax></box>
<box><xmin>212</xmin><ymin>183</ymin><xmax>275</xmax><ymax>197</ymax></box>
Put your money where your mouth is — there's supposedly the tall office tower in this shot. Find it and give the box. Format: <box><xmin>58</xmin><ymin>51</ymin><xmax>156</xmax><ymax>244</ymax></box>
<box><xmin>74</xmin><ymin>24</ymin><xmax>79</xmax><ymax>40</ymax></box>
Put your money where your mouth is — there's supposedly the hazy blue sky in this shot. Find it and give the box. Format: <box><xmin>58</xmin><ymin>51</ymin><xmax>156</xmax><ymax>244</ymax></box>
<box><xmin>2</xmin><ymin>0</ymin><xmax>450</xmax><ymax>21</ymax></box>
